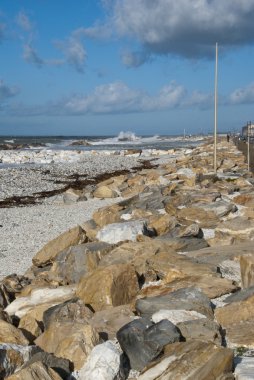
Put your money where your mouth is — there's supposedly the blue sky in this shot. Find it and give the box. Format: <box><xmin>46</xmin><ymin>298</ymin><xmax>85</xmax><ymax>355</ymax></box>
<box><xmin>0</xmin><ymin>0</ymin><xmax>254</xmax><ymax>136</ymax></box>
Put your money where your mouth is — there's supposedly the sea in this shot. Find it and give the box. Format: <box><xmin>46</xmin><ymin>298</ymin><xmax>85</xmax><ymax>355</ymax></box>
<box><xmin>0</xmin><ymin>131</ymin><xmax>206</xmax><ymax>152</ymax></box>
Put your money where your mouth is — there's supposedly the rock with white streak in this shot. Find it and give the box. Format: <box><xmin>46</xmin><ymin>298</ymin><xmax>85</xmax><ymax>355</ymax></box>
<box><xmin>151</xmin><ymin>309</ymin><xmax>207</xmax><ymax>324</ymax></box>
<box><xmin>77</xmin><ymin>341</ymin><xmax>122</xmax><ymax>380</ymax></box>
<box><xmin>96</xmin><ymin>220</ymin><xmax>151</xmax><ymax>244</ymax></box>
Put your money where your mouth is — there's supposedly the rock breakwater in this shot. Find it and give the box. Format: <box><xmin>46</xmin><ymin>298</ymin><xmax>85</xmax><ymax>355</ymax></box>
<box><xmin>1</xmin><ymin>139</ymin><xmax>254</xmax><ymax>379</ymax></box>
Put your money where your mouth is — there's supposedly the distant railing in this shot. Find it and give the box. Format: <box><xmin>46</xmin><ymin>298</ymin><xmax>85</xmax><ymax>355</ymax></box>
<box><xmin>233</xmin><ymin>136</ymin><xmax>254</xmax><ymax>172</ymax></box>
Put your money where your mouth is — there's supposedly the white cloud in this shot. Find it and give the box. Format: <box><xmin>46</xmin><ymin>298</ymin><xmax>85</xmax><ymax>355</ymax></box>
<box><xmin>0</xmin><ymin>80</ymin><xmax>19</xmax><ymax>103</ymax></box>
<box><xmin>23</xmin><ymin>44</ymin><xmax>44</xmax><ymax>67</ymax></box>
<box><xmin>229</xmin><ymin>83</ymin><xmax>254</xmax><ymax>104</ymax></box>
<box><xmin>105</xmin><ymin>0</ymin><xmax>254</xmax><ymax>63</ymax></box>
<box><xmin>121</xmin><ymin>50</ymin><xmax>150</xmax><ymax>67</ymax></box>
<box><xmin>55</xmin><ymin>35</ymin><xmax>87</xmax><ymax>73</ymax></box>
<box><xmin>16</xmin><ymin>10</ymin><xmax>33</xmax><ymax>32</ymax></box>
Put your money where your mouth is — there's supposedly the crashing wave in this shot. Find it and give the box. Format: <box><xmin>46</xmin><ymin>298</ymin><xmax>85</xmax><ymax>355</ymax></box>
<box><xmin>117</xmin><ymin>131</ymin><xmax>140</xmax><ymax>142</ymax></box>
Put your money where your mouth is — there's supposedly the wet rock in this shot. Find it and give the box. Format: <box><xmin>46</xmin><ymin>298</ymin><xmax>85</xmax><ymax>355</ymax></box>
<box><xmin>32</xmin><ymin>226</ymin><xmax>87</xmax><ymax>267</ymax></box>
<box><xmin>136</xmin><ymin>287</ymin><xmax>213</xmax><ymax>320</ymax></box>
<box><xmin>77</xmin><ymin>264</ymin><xmax>139</xmax><ymax>311</ymax></box>
<box><xmin>49</xmin><ymin>242</ymin><xmax>114</xmax><ymax>284</ymax></box>
<box><xmin>117</xmin><ymin>319</ymin><xmax>181</xmax><ymax>371</ymax></box>
<box><xmin>137</xmin><ymin>341</ymin><xmax>233</xmax><ymax>380</ymax></box>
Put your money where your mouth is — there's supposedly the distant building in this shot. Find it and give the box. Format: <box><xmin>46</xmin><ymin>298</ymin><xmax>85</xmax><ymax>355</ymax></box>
<box><xmin>242</xmin><ymin>122</ymin><xmax>254</xmax><ymax>137</ymax></box>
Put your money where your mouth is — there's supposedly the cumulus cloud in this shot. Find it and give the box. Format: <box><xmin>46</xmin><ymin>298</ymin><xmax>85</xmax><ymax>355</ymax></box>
<box><xmin>0</xmin><ymin>80</ymin><xmax>19</xmax><ymax>103</ymax></box>
<box><xmin>229</xmin><ymin>83</ymin><xmax>254</xmax><ymax>104</ymax></box>
<box><xmin>121</xmin><ymin>50</ymin><xmax>150</xmax><ymax>68</ymax></box>
<box><xmin>105</xmin><ymin>0</ymin><xmax>254</xmax><ymax>63</ymax></box>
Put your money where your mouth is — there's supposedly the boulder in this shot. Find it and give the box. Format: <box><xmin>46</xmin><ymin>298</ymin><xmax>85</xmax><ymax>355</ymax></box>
<box><xmin>22</xmin><ymin>352</ymin><xmax>72</xmax><ymax>380</ymax></box>
<box><xmin>240</xmin><ymin>254</ymin><xmax>254</xmax><ymax>289</ymax></box>
<box><xmin>147</xmin><ymin>214</ymin><xmax>177</xmax><ymax>236</ymax></box>
<box><xmin>136</xmin><ymin>287</ymin><xmax>214</xmax><ymax>320</ymax></box>
<box><xmin>18</xmin><ymin>314</ymin><xmax>43</xmax><ymax>342</ymax></box>
<box><xmin>6</xmin><ymin>362</ymin><xmax>62</xmax><ymax>380</ymax></box>
<box><xmin>43</xmin><ymin>298</ymin><xmax>93</xmax><ymax>330</ymax></box>
<box><xmin>32</xmin><ymin>226</ymin><xmax>87</xmax><ymax>267</ymax></box>
<box><xmin>0</xmin><ymin>344</ymin><xmax>39</xmax><ymax>379</ymax></box>
<box><xmin>77</xmin><ymin>341</ymin><xmax>122</xmax><ymax>380</ymax></box>
<box><xmin>63</xmin><ymin>188</ymin><xmax>87</xmax><ymax>204</ymax></box>
<box><xmin>93</xmin><ymin>185</ymin><xmax>118</xmax><ymax>198</ymax></box>
<box><xmin>137</xmin><ymin>341</ymin><xmax>233</xmax><ymax>380</ymax></box>
<box><xmin>92</xmin><ymin>204</ymin><xmax>123</xmax><ymax>227</ymax></box>
<box><xmin>5</xmin><ymin>286</ymin><xmax>76</xmax><ymax>318</ymax></box>
<box><xmin>90</xmin><ymin>304</ymin><xmax>135</xmax><ymax>340</ymax></box>
<box><xmin>215</xmin><ymin>217</ymin><xmax>254</xmax><ymax>242</ymax></box>
<box><xmin>177</xmin><ymin>318</ymin><xmax>221</xmax><ymax>344</ymax></box>
<box><xmin>117</xmin><ymin>318</ymin><xmax>181</xmax><ymax>371</ymax></box>
<box><xmin>96</xmin><ymin>220</ymin><xmax>154</xmax><ymax>244</ymax></box>
<box><xmin>0</xmin><ymin>274</ymin><xmax>30</xmax><ymax>308</ymax></box>
<box><xmin>35</xmin><ymin>322</ymin><xmax>100</xmax><ymax>370</ymax></box>
<box><xmin>0</xmin><ymin>320</ymin><xmax>29</xmax><ymax>345</ymax></box>
<box><xmin>49</xmin><ymin>242</ymin><xmax>114</xmax><ymax>284</ymax></box>
<box><xmin>76</xmin><ymin>264</ymin><xmax>139</xmax><ymax>311</ymax></box>
<box><xmin>177</xmin><ymin>207</ymin><xmax>219</xmax><ymax>228</ymax></box>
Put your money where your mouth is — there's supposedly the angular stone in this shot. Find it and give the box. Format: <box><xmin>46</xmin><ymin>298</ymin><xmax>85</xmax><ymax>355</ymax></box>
<box><xmin>151</xmin><ymin>309</ymin><xmax>208</xmax><ymax>324</ymax></box>
<box><xmin>43</xmin><ymin>298</ymin><xmax>93</xmax><ymax>330</ymax></box>
<box><xmin>215</xmin><ymin>217</ymin><xmax>254</xmax><ymax>242</ymax></box>
<box><xmin>6</xmin><ymin>362</ymin><xmax>62</xmax><ymax>380</ymax></box>
<box><xmin>77</xmin><ymin>264</ymin><xmax>139</xmax><ymax>311</ymax></box>
<box><xmin>90</xmin><ymin>304</ymin><xmax>135</xmax><ymax>340</ymax></box>
<box><xmin>177</xmin><ymin>318</ymin><xmax>221</xmax><ymax>344</ymax></box>
<box><xmin>63</xmin><ymin>188</ymin><xmax>87</xmax><ymax>204</ymax></box>
<box><xmin>18</xmin><ymin>314</ymin><xmax>43</xmax><ymax>342</ymax></box>
<box><xmin>0</xmin><ymin>320</ymin><xmax>29</xmax><ymax>345</ymax></box>
<box><xmin>193</xmin><ymin>200</ymin><xmax>236</xmax><ymax>218</ymax></box>
<box><xmin>234</xmin><ymin>356</ymin><xmax>254</xmax><ymax>380</ymax></box>
<box><xmin>93</xmin><ymin>204</ymin><xmax>123</xmax><ymax>227</ymax></box>
<box><xmin>240</xmin><ymin>254</ymin><xmax>254</xmax><ymax>289</ymax></box>
<box><xmin>138</xmin><ymin>274</ymin><xmax>238</xmax><ymax>300</ymax></box>
<box><xmin>147</xmin><ymin>214</ymin><xmax>177</xmax><ymax>236</ymax></box>
<box><xmin>35</xmin><ymin>322</ymin><xmax>100</xmax><ymax>370</ymax></box>
<box><xmin>22</xmin><ymin>352</ymin><xmax>71</xmax><ymax>380</ymax></box>
<box><xmin>93</xmin><ymin>185</ymin><xmax>118</xmax><ymax>198</ymax></box>
<box><xmin>78</xmin><ymin>341</ymin><xmax>122</xmax><ymax>380</ymax></box>
<box><xmin>49</xmin><ymin>242</ymin><xmax>114</xmax><ymax>284</ymax></box>
<box><xmin>137</xmin><ymin>341</ymin><xmax>233</xmax><ymax>380</ymax></box>
<box><xmin>0</xmin><ymin>344</ymin><xmax>39</xmax><ymax>379</ymax></box>
<box><xmin>177</xmin><ymin>207</ymin><xmax>219</xmax><ymax>228</ymax></box>
<box><xmin>96</xmin><ymin>220</ymin><xmax>152</xmax><ymax>244</ymax></box>
<box><xmin>117</xmin><ymin>319</ymin><xmax>181</xmax><ymax>371</ymax></box>
<box><xmin>136</xmin><ymin>287</ymin><xmax>214</xmax><ymax>319</ymax></box>
<box><xmin>32</xmin><ymin>226</ymin><xmax>87</xmax><ymax>267</ymax></box>
<box><xmin>81</xmin><ymin>219</ymin><xmax>99</xmax><ymax>241</ymax></box>
<box><xmin>5</xmin><ymin>286</ymin><xmax>76</xmax><ymax>318</ymax></box>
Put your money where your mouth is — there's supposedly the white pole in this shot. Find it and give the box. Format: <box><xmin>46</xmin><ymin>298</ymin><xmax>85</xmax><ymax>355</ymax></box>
<box><xmin>214</xmin><ymin>43</ymin><xmax>218</xmax><ymax>173</ymax></box>
<box><xmin>248</xmin><ymin>122</ymin><xmax>250</xmax><ymax>171</ymax></box>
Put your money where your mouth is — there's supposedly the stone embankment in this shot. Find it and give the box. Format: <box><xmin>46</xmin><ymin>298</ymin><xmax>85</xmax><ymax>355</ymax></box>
<box><xmin>1</xmin><ymin>139</ymin><xmax>254</xmax><ymax>379</ymax></box>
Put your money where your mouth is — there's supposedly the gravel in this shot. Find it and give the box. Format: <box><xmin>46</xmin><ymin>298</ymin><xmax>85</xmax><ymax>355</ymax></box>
<box><xmin>0</xmin><ymin>198</ymin><xmax>120</xmax><ymax>280</ymax></box>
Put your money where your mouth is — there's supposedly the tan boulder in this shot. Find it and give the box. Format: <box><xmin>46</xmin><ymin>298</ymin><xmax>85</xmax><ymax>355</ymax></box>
<box><xmin>215</xmin><ymin>217</ymin><xmax>254</xmax><ymax>242</ymax></box>
<box><xmin>6</xmin><ymin>362</ymin><xmax>62</xmax><ymax>380</ymax></box>
<box><xmin>19</xmin><ymin>314</ymin><xmax>42</xmax><ymax>342</ymax></box>
<box><xmin>35</xmin><ymin>322</ymin><xmax>100</xmax><ymax>370</ymax></box>
<box><xmin>177</xmin><ymin>207</ymin><xmax>219</xmax><ymax>228</ymax></box>
<box><xmin>138</xmin><ymin>341</ymin><xmax>233</xmax><ymax>380</ymax></box>
<box><xmin>93</xmin><ymin>185</ymin><xmax>118</xmax><ymax>198</ymax></box>
<box><xmin>81</xmin><ymin>219</ymin><xmax>99</xmax><ymax>241</ymax></box>
<box><xmin>147</xmin><ymin>214</ymin><xmax>177</xmax><ymax>235</ymax></box>
<box><xmin>240</xmin><ymin>254</ymin><xmax>254</xmax><ymax>288</ymax></box>
<box><xmin>138</xmin><ymin>274</ymin><xmax>237</xmax><ymax>300</ymax></box>
<box><xmin>92</xmin><ymin>204</ymin><xmax>123</xmax><ymax>227</ymax></box>
<box><xmin>0</xmin><ymin>320</ymin><xmax>29</xmax><ymax>345</ymax></box>
<box><xmin>76</xmin><ymin>264</ymin><xmax>139</xmax><ymax>311</ymax></box>
<box><xmin>32</xmin><ymin>226</ymin><xmax>87</xmax><ymax>267</ymax></box>
<box><xmin>215</xmin><ymin>293</ymin><xmax>254</xmax><ymax>327</ymax></box>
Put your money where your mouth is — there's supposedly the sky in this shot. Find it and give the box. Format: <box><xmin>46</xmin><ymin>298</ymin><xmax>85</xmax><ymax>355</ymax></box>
<box><xmin>0</xmin><ymin>0</ymin><xmax>254</xmax><ymax>136</ymax></box>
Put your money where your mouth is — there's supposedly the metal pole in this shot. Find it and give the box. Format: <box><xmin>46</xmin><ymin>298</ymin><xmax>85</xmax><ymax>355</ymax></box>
<box><xmin>214</xmin><ymin>43</ymin><xmax>218</xmax><ymax>173</ymax></box>
<box><xmin>248</xmin><ymin>121</ymin><xmax>250</xmax><ymax>171</ymax></box>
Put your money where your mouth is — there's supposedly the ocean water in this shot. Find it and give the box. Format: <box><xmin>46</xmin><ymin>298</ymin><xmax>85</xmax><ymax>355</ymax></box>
<box><xmin>0</xmin><ymin>131</ymin><xmax>206</xmax><ymax>152</ymax></box>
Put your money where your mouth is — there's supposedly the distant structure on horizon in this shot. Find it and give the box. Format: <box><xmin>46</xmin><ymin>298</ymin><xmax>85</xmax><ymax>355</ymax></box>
<box><xmin>242</xmin><ymin>122</ymin><xmax>254</xmax><ymax>137</ymax></box>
